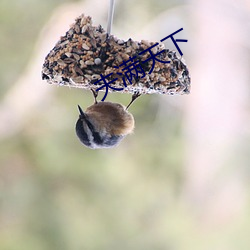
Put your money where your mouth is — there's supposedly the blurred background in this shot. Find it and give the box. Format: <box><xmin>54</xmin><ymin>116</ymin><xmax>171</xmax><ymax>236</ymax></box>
<box><xmin>1</xmin><ymin>0</ymin><xmax>250</xmax><ymax>249</ymax></box>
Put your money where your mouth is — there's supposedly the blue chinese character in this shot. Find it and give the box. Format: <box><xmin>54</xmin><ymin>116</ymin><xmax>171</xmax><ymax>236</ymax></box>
<box><xmin>114</xmin><ymin>56</ymin><xmax>146</xmax><ymax>85</ymax></box>
<box><xmin>139</xmin><ymin>43</ymin><xmax>170</xmax><ymax>74</ymax></box>
<box><xmin>160</xmin><ymin>28</ymin><xmax>187</xmax><ymax>56</ymax></box>
<box><xmin>93</xmin><ymin>73</ymin><xmax>123</xmax><ymax>101</ymax></box>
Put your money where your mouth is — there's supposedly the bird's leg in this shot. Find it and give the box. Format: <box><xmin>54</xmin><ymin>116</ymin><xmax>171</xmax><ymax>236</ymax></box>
<box><xmin>91</xmin><ymin>89</ymin><xmax>98</xmax><ymax>104</ymax></box>
<box><xmin>126</xmin><ymin>92</ymin><xmax>141</xmax><ymax>110</ymax></box>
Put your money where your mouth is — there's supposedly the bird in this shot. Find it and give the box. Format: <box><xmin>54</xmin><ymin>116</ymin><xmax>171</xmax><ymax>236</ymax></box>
<box><xmin>75</xmin><ymin>90</ymin><xmax>140</xmax><ymax>149</ymax></box>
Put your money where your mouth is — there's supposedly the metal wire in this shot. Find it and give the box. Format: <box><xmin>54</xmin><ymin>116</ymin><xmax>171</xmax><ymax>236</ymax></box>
<box><xmin>107</xmin><ymin>0</ymin><xmax>115</xmax><ymax>34</ymax></box>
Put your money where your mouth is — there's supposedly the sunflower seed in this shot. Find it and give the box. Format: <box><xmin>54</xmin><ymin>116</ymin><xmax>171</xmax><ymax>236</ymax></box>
<box><xmin>85</xmin><ymin>60</ymin><xmax>94</xmax><ymax>65</ymax></box>
<box><xmin>65</xmin><ymin>59</ymin><xmax>75</xmax><ymax>64</ymax></box>
<box><xmin>82</xmin><ymin>44</ymin><xmax>90</xmax><ymax>50</ymax></box>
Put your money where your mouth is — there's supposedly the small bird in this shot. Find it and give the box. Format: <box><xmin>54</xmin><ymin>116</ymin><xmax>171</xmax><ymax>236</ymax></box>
<box><xmin>75</xmin><ymin>90</ymin><xmax>140</xmax><ymax>149</ymax></box>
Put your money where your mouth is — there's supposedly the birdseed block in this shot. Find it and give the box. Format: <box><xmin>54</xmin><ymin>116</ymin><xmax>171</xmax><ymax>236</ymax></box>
<box><xmin>42</xmin><ymin>14</ymin><xmax>190</xmax><ymax>95</ymax></box>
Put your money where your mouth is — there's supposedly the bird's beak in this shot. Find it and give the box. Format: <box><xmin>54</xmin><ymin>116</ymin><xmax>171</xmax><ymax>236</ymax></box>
<box><xmin>77</xmin><ymin>105</ymin><xmax>86</xmax><ymax>119</ymax></box>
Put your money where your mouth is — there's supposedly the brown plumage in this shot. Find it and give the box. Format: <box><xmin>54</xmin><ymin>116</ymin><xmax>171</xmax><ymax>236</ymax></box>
<box><xmin>75</xmin><ymin>99</ymin><xmax>135</xmax><ymax>149</ymax></box>
<box><xmin>75</xmin><ymin>90</ymin><xmax>139</xmax><ymax>149</ymax></box>
<box><xmin>85</xmin><ymin>102</ymin><xmax>134</xmax><ymax>136</ymax></box>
